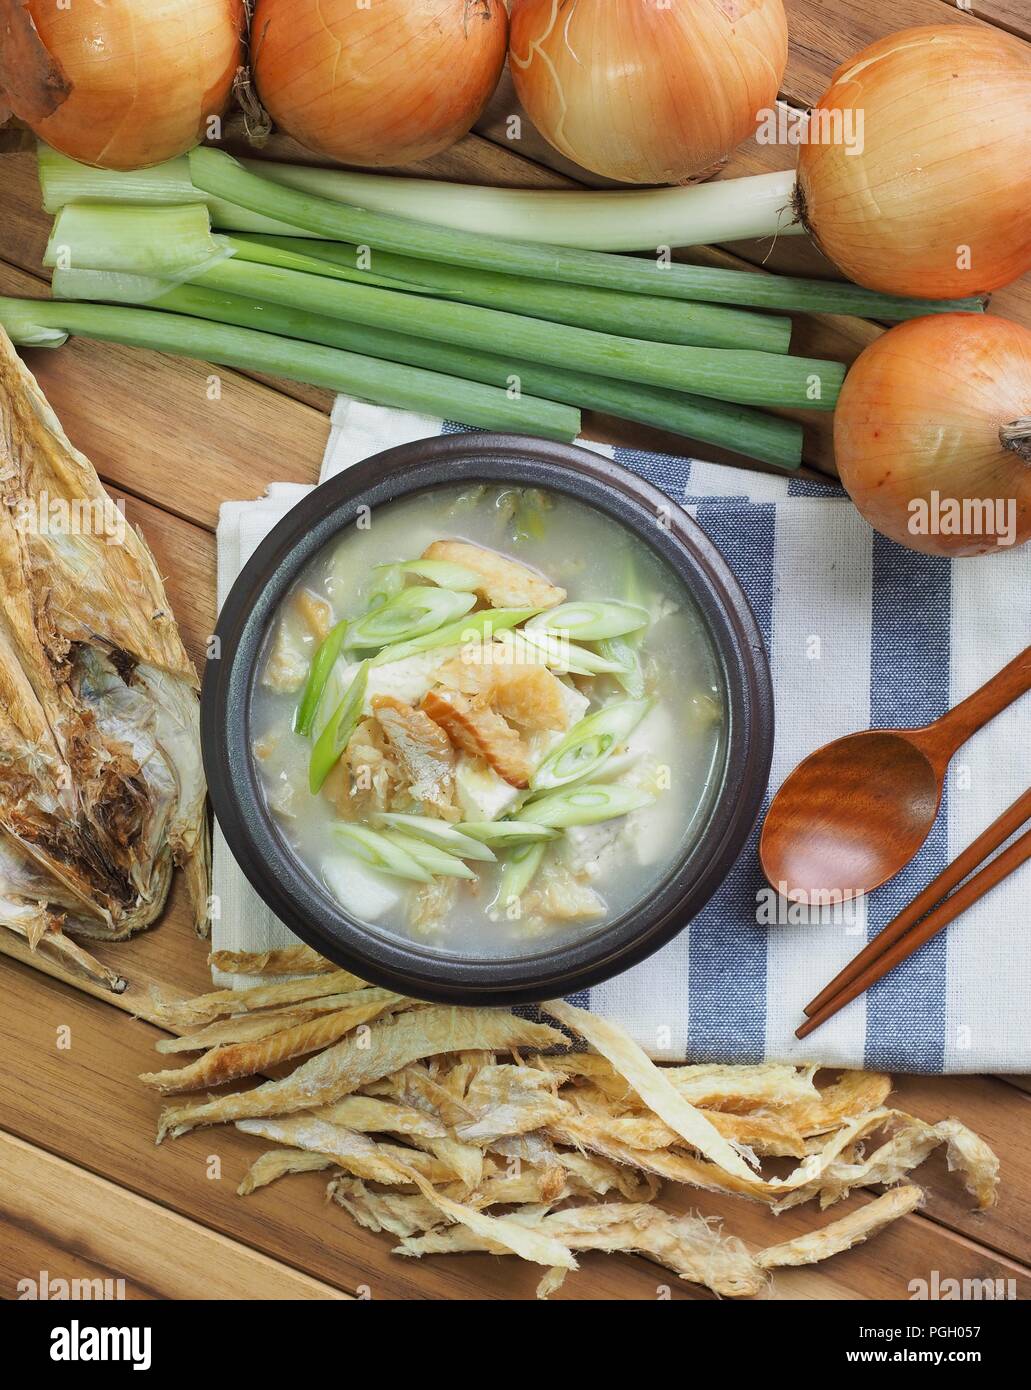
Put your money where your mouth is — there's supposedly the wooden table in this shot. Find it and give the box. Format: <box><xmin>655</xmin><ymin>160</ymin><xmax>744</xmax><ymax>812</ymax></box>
<box><xmin>2</xmin><ymin>0</ymin><xmax>1030</xmax><ymax>1302</ymax></box>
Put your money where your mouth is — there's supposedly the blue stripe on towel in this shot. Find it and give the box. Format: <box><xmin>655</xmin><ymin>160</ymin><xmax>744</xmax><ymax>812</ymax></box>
<box><xmin>681</xmin><ymin>503</ymin><xmax>777</xmax><ymax>1063</ymax></box>
<box><xmin>865</xmin><ymin>536</ymin><xmax>952</xmax><ymax>1073</ymax></box>
<box><xmin>611</xmin><ymin>446</ymin><xmax>693</xmax><ymax>502</ymax></box>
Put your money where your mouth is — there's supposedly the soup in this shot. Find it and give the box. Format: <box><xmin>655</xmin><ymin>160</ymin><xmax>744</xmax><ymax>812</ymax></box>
<box><xmin>249</xmin><ymin>484</ymin><xmax>725</xmax><ymax>958</ymax></box>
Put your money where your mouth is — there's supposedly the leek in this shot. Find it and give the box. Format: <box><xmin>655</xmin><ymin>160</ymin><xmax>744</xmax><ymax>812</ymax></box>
<box><xmin>0</xmin><ymin>296</ymin><xmax>580</xmax><ymax>442</ymax></box>
<box><xmin>526</xmin><ymin>602</ymin><xmax>650</xmax><ymax>642</ymax></box>
<box><xmin>34</xmin><ymin>146</ymin><xmax>805</xmax><ymax>250</ymax></box>
<box><xmin>309</xmin><ymin>662</ymin><xmax>369</xmax><ymax>794</ymax></box>
<box><xmin>295</xmin><ymin>619</ymin><xmax>348</xmax><ymax>737</ymax></box>
<box><xmin>530</xmin><ymin>700</ymin><xmax>653</xmax><ymax>792</ymax></box>
<box><xmin>383</xmin><ymin>831</ymin><xmax>477</xmax><ymax>881</ymax></box>
<box><xmin>45</xmin><ymin>203</ymin><xmax>229</xmax><ymax>278</ymax></box>
<box><xmin>235</xmin><ymin>234</ymin><xmax>793</xmax><ymax>354</ymax></box>
<box><xmin>188</xmin><ymin>149</ymin><xmax>986</xmax><ymax>321</ymax></box>
<box><xmin>332</xmin><ymin>825</ymin><xmax>432</xmax><ymax>884</ymax></box>
<box><xmin>491</xmin><ymin>841</ymin><xmax>548</xmax><ymax>913</ymax></box>
<box><xmin>344</xmin><ymin>586</ymin><xmax>476</xmax><ymax>651</ymax></box>
<box><xmin>370</xmin><ymin>607</ymin><xmax>541</xmax><ymax>667</ymax></box>
<box><xmin>521</xmin><ymin>784</ymin><xmax>655</xmax><ymax>829</ymax></box>
<box><xmin>51</xmin><ymin>272</ymin><xmax>802</xmax><ymax>468</ymax></box>
<box><xmin>373</xmin><ymin>814</ymin><xmax>496</xmax><ymax>863</ymax></box>
<box><xmin>458</xmin><ymin>822</ymin><xmax>559</xmax><ymax>847</ymax></box>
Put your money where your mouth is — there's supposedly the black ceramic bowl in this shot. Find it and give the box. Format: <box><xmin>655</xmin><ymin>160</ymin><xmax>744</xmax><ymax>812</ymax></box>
<box><xmin>203</xmin><ymin>434</ymin><xmax>773</xmax><ymax>1005</ymax></box>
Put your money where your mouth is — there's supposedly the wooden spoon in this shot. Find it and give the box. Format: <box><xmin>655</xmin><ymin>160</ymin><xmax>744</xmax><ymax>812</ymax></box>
<box><xmin>760</xmin><ymin>645</ymin><xmax>1031</xmax><ymax>901</ymax></box>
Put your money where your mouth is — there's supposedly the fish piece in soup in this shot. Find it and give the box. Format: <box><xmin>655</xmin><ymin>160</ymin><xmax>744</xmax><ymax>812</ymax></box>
<box><xmin>422</xmin><ymin>689</ymin><xmax>533</xmax><ymax>790</ymax></box>
<box><xmin>262</xmin><ymin>618</ymin><xmax>308</xmax><ymax>693</ymax></box>
<box><xmin>295</xmin><ymin>589</ymin><xmax>333</xmax><ymax>642</ymax></box>
<box><xmin>371</xmin><ymin>695</ymin><xmax>456</xmax><ymax>815</ymax></box>
<box><xmin>437</xmin><ymin>643</ymin><xmax>571</xmax><ymax>733</ymax></box>
<box><xmin>323</xmin><ymin>717</ymin><xmax>402</xmax><ymax>819</ymax></box>
<box><xmin>421</xmin><ymin>540</ymin><xmax>565</xmax><ymax>611</ymax></box>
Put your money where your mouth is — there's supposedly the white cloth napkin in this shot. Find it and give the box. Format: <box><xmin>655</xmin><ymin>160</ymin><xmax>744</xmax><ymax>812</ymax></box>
<box><xmin>213</xmin><ymin>397</ymin><xmax>1031</xmax><ymax>1073</ymax></box>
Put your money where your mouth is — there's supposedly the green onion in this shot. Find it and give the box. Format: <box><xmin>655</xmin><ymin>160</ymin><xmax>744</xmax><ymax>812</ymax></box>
<box><xmin>491</xmin><ymin>841</ymin><xmax>548</xmax><ymax>914</ymax></box>
<box><xmin>45</xmin><ymin>203</ymin><xmax>230</xmax><ymax>278</ymax></box>
<box><xmin>374</xmin><ymin>814</ymin><xmax>497</xmax><ymax>863</ymax></box>
<box><xmin>50</xmin><ymin>273</ymin><xmax>802</xmax><ymax>469</ymax></box>
<box><xmin>527</xmin><ymin>601</ymin><xmax>650</xmax><ymax>642</ymax></box>
<box><xmin>530</xmin><ymin>700</ymin><xmax>653</xmax><ymax>792</ymax></box>
<box><xmin>190</xmin><ymin>256</ymin><xmax>844</xmax><ymax>412</ymax></box>
<box><xmin>295</xmin><ymin>619</ymin><xmax>348</xmax><ymax>737</ymax></box>
<box><xmin>365</xmin><ymin>564</ymin><xmax>404</xmax><ymax>611</ymax></box>
<box><xmin>187</xmin><ymin>149</ymin><xmax>985</xmax><ymax>321</ymax></box>
<box><xmin>0</xmin><ymin>296</ymin><xmax>581</xmax><ymax>443</ymax></box>
<box><xmin>521</xmin><ymin>783</ymin><xmax>655</xmax><ymax>829</ymax></box>
<box><xmin>458</xmin><ymin>821</ymin><xmax>560</xmax><ymax>847</ymax></box>
<box><xmin>332</xmin><ymin>824</ymin><xmax>432</xmax><ymax>883</ymax></box>
<box><xmin>240</xmin><ymin>234</ymin><xmax>793</xmax><ymax>354</ymax></box>
<box><xmin>384</xmin><ymin>831</ymin><xmax>477</xmax><ymax>881</ymax></box>
<box><xmin>517</xmin><ymin>630</ymin><xmax>628</xmax><ymax>675</ymax></box>
<box><xmin>371</xmin><ymin>608</ymin><xmax>541</xmax><ymax>667</ymax></box>
<box><xmin>344</xmin><ymin>586</ymin><xmax>475</xmax><ymax>651</ymax></box>
<box><xmin>309</xmin><ymin>661</ymin><xmax>369</xmax><ymax>794</ymax></box>
<box><xmin>389</xmin><ymin>559</ymin><xmax>483</xmax><ymax>590</ymax></box>
<box><xmin>599</xmin><ymin>638</ymin><xmax>647</xmax><ymax>699</ymax></box>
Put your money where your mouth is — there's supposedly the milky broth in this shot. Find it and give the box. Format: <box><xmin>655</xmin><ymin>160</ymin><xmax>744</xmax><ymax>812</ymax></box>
<box><xmin>249</xmin><ymin>484</ymin><xmax>726</xmax><ymax>959</ymax></box>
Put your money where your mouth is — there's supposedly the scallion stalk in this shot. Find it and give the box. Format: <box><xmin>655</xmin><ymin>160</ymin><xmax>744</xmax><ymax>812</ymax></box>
<box><xmin>51</xmin><ymin>272</ymin><xmax>804</xmax><ymax>468</ymax></box>
<box><xmin>0</xmin><ymin>296</ymin><xmax>581</xmax><ymax>442</ymax></box>
<box><xmin>235</xmin><ymin>234</ymin><xmax>793</xmax><ymax>354</ymax></box>
<box><xmin>187</xmin><ymin>149</ymin><xmax>986</xmax><ymax>321</ymax></box>
<box><xmin>45</xmin><ymin>203</ymin><xmax>230</xmax><ymax>278</ymax></box>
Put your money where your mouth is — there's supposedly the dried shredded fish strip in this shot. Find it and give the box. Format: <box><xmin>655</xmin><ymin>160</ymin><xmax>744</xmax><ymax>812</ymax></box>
<box><xmin>157</xmin><ymin>1008</ymin><xmax>565</xmax><ymax>1140</ymax></box>
<box><xmin>757</xmin><ymin>1186</ymin><xmax>925</xmax><ymax>1269</ymax></box>
<box><xmin>329</xmin><ymin>1178</ymin><xmax>447</xmax><ymax>1239</ymax></box>
<box><xmin>780</xmin><ymin>1070</ymin><xmax>893</xmax><ymax>1136</ymax></box>
<box><xmin>536</xmin><ymin>1053</ymin><xmax>820</xmax><ymax>1114</ymax></box>
<box><xmin>208</xmin><ymin>946</ymin><xmax>334</xmax><ymax>977</ymax></box>
<box><xmin>141</xmin><ymin>993</ymin><xmax>406</xmax><ymax>1093</ymax></box>
<box><xmin>398</xmin><ymin>1202</ymin><xmax>764</xmax><ymax>1298</ymax></box>
<box><xmin>311</xmin><ymin>1096</ymin><xmax>447</xmax><ymax>1140</ymax></box>
<box><xmin>154</xmin><ymin>1009</ymin><xmax>324</xmax><ymax>1055</ymax></box>
<box><xmin>545</xmin><ymin>1001</ymin><xmax>758</xmax><ymax>1181</ymax></box>
<box><xmin>147</xmin><ymin>969</ymin><xmax>368</xmax><ymax>1029</ymax></box>
<box><xmin>235</xmin><ymin>1118</ymin><xmax>454</xmax><ymax>1186</ymax></box>
<box><xmin>1</xmin><ymin>912</ymin><xmax>126</xmax><ymax>993</ymax></box>
<box><xmin>238</xmin><ymin>1148</ymin><xmax>337</xmax><ymax>1195</ymax></box>
<box><xmin>775</xmin><ymin>1113</ymin><xmax>1000</xmax><ymax>1213</ymax></box>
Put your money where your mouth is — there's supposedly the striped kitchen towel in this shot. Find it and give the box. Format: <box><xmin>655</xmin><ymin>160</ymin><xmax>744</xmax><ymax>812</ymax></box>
<box><xmin>214</xmin><ymin>397</ymin><xmax>1031</xmax><ymax>1074</ymax></box>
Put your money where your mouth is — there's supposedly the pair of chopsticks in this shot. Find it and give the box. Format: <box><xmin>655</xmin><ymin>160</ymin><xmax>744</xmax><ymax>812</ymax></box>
<box><xmin>796</xmin><ymin>785</ymin><xmax>1031</xmax><ymax>1039</ymax></box>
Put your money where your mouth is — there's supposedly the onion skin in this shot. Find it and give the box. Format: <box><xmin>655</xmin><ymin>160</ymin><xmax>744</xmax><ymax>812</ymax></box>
<box><xmin>509</xmin><ymin>0</ymin><xmax>787</xmax><ymax>185</ymax></box>
<box><xmin>0</xmin><ymin>0</ymin><xmax>244</xmax><ymax>170</ymax></box>
<box><xmin>797</xmin><ymin>26</ymin><xmax>1031</xmax><ymax>298</ymax></box>
<box><xmin>252</xmin><ymin>0</ymin><xmax>508</xmax><ymax>168</ymax></box>
<box><xmin>834</xmin><ymin>315</ymin><xmax>1031</xmax><ymax>558</ymax></box>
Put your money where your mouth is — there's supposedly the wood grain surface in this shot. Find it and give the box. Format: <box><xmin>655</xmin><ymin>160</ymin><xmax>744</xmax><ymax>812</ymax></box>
<box><xmin>1</xmin><ymin>1</ymin><xmax>1029</xmax><ymax>1302</ymax></box>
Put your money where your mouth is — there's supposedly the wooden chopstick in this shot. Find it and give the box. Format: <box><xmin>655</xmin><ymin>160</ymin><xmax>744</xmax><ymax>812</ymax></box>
<box><xmin>803</xmin><ymin>785</ymin><xmax>1031</xmax><ymax>1020</ymax></box>
<box><xmin>796</xmin><ymin>788</ymin><xmax>1031</xmax><ymax>1040</ymax></box>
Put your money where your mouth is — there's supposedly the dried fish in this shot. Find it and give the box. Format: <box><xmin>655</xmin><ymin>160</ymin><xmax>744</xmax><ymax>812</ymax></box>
<box><xmin>437</xmin><ymin>645</ymin><xmax>571</xmax><ymax>732</ymax></box>
<box><xmin>235</xmin><ymin>1118</ymin><xmax>455</xmax><ymax>1186</ymax></box>
<box><xmin>156</xmin><ymin>1008</ymin><xmax>565</xmax><ymax>1140</ymax></box>
<box><xmin>757</xmin><ymin>1186</ymin><xmax>924</xmax><ymax>1269</ymax></box>
<box><xmin>208</xmin><ymin>946</ymin><xmax>335</xmax><ymax>977</ymax></box>
<box><xmin>147</xmin><ymin>969</ymin><xmax>368</xmax><ymax>1030</ymax></box>
<box><xmin>421</xmin><ymin>540</ymin><xmax>565</xmax><ymax>611</ymax></box>
<box><xmin>397</xmin><ymin>1202</ymin><xmax>764</xmax><ymax>1298</ymax></box>
<box><xmin>423</xmin><ymin>689</ymin><xmax>532</xmax><ymax>788</ymax></box>
<box><xmin>545</xmin><ymin>1000</ymin><xmax>759</xmax><ymax>1181</ymax></box>
<box><xmin>372</xmin><ymin>695</ymin><xmax>455</xmax><ymax>813</ymax></box>
<box><xmin>238</xmin><ymin>1148</ymin><xmax>336</xmax><ymax>1195</ymax></box>
<box><xmin>0</xmin><ymin>326</ymin><xmax>207</xmax><ymax>965</ymax></box>
<box><xmin>141</xmin><ymin>991</ymin><xmax>407</xmax><ymax>1093</ymax></box>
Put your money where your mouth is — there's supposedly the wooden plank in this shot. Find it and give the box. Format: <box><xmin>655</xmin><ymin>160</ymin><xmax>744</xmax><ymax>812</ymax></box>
<box><xmin>937</xmin><ymin>0</ymin><xmax>1031</xmax><ymax>42</ymax></box>
<box><xmin>1</xmin><ymin>949</ymin><xmax>1028</xmax><ymax>1301</ymax></box>
<box><xmin>0</xmin><ymin>1129</ymin><xmax>348</xmax><ymax>1300</ymax></box>
<box><xmin>2</xmin><ymin>1222</ymin><xmax>157</xmax><ymax>1301</ymax></box>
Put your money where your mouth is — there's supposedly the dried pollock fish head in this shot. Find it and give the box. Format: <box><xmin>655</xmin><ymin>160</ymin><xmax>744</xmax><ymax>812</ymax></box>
<box><xmin>0</xmin><ymin>326</ymin><xmax>207</xmax><ymax>970</ymax></box>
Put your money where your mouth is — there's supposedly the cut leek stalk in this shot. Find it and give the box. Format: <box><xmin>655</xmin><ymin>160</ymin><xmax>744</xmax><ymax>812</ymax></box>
<box><xmin>521</xmin><ymin>783</ymin><xmax>655</xmax><ymax>829</ymax></box>
<box><xmin>345</xmin><ymin>586</ymin><xmax>476</xmax><ymax>651</ymax></box>
<box><xmin>309</xmin><ymin>661</ymin><xmax>369</xmax><ymax>794</ymax></box>
<box><xmin>295</xmin><ymin>619</ymin><xmax>348</xmax><ymax>737</ymax></box>
<box><xmin>531</xmin><ymin>700</ymin><xmax>653</xmax><ymax>792</ymax></box>
<box><xmin>527</xmin><ymin>601</ymin><xmax>650</xmax><ymax>643</ymax></box>
<box><xmin>374</xmin><ymin>814</ymin><xmax>497</xmax><ymax>863</ymax></box>
<box><xmin>332</xmin><ymin>824</ymin><xmax>432</xmax><ymax>883</ymax></box>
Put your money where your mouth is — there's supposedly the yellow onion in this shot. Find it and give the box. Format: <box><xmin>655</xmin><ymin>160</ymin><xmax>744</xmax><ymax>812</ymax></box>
<box><xmin>509</xmin><ymin>0</ymin><xmax>787</xmax><ymax>185</ymax></box>
<box><xmin>0</xmin><ymin>0</ymin><xmax>243</xmax><ymax>170</ymax></box>
<box><xmin>834</xmin><ymin>315</ymin><xmax>1031</xmax><ymax>558</ymax></box>
<box><xmin>797</xmin><ymin>26</ymin><xmax>1031</xmax><ymax>298</ymax></box>
<box><xmin>252</xmin><ymin>0</ymin><xmax>508</xmax><ymax>168</ymax></box>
